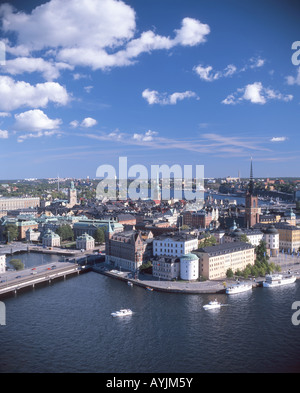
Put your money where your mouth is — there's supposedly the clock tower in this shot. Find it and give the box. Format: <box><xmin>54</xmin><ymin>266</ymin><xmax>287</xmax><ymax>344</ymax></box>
<box><xmin>244</xmin><ymin>158</ymin><xmax>260</xmax><ymax>228</ymax></box>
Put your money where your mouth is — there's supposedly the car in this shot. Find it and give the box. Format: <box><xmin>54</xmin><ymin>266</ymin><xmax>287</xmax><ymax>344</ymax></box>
<box><xmin>47</xmin><ymin>268</ymin><xmax>51</xmax><ymax>270</ymax></box>
<box><xmin>16</xmin><ymin>275</ymin><xmax>21</xmax><ymax>279</ymax></box>
<box><xmin>51</xmin><ymin>265</ymin><xmax>56</xmax><ymax>268</ymax></box>
<box><xmin>31</xmin><ymin>267</ymin><xmax>36</xmax><ymax>270</ymax></box>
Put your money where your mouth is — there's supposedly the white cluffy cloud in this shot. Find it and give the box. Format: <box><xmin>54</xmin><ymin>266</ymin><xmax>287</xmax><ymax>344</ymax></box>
<box><xmin>0</xmin><ymin>75</ymin><xmax>69</xmax><ymax>111</ymax></box>
<box><xmin>142</xmin><ymin>89</ymin><xmax>198</xmax><ymax>105</ymax></box>
<box><xmin>270</xmin><ymin>137</ymin><xmax>288</xmax><ymax>142</ymax></box>
<box><xmin>14</xmin><ymin>109</ymin><xmax>62</xmax><ymax>131</ymax></box>
<box><xmin>132</xmin><ymin>130</ymin><xmax>158</xmax><ymax>142</ymax></box>
<box><xmin>0</xmin><ymin>129</ymin><xmax>9</xmax><ymax>139</ymax></box>
<box><xmin>194</xmin><ymin>56</ymin><xmax>265</xmax><ymax>82</ymax></box>
<box><xmin>222</xmin><ymin>82</ymin><xmax>293</xmax><ymax>105</ymax></box>
<box><xmin>0</xmin><ymin>0</ymin><xmax>210</xmax><ymax>73</ymax></box>
<box><xmin>286</xmin><ymin>67</ymin><xmax>300</xmax><ymax>85</ymax></box>
<box><xmin>70</xmin><ymin>117</ymin><xmax>98</xmax><ymax>128</ymax></box>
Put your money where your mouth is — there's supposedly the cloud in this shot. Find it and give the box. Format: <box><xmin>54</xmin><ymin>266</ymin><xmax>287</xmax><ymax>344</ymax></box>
<box><xmin>0</xmin><ymin>129</ymin><xmax>9</xmax><ymax>139</ymax></box>
<box><xmin>270</xmin><ymin>137</ymin><xmax>288</xmax><ymax>142</ymax></box>
<box><xmin>70</xmin><ymin>117</ymin><xmax>98</xmax><ymax>128</ymax></box>
<box><xmin>222</xmin><ymin>82</ymin><xmax>293</xmax><ymax>105</ymax></box>
<box><xmin>142</xmin><ymin>89</ymin><xmax>198</xmax><ymax>105</ymax></box>
<box><xmin>194</xmin><ymin>57</ymin><xmax>264</xmax><ymax>82</ymax></box>
<box><xmin>81</xmin><ymin>117</ymin><xmax>98</xmax><ymax>128</ymax></box>
<box><xmin>286</xmin><ymin>67</ymin><xmax>300</xmax><ymax>85</ymax></box>
<box><xmin>0</xmin><ymin>0</ymin><xmax>210</xmax><ymax>73</ymax></box>
<box><xmin>1</xmin><ymin>57</ymin><xmax>74</xmax><ymax>80</ymax></box>
<box><xmin>14</xmin><ymin>109</ymin><xmax>62</xmax><ymax>131</ymax></box>
<box><xmin>0</xmin><ymin>76</ymin><xmax>69</xmax><ymax>111</ymax></box>
<box><xmin>0</xmin><ymin>112</ymin><xmax>11</xmax><ymax>117</ymax></box>
<box><xmin>132</xmin><ymin>130</ymin><xmax>158</xmax><ymax>142</ymax></box>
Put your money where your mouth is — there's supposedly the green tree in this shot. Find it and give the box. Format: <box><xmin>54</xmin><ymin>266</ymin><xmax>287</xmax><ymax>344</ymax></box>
<box><xmin>9</xmin><ymin>259</ymin><xmax>24</xmax><ymax>271</ymax></box>
<box><xmin>94</xmin><ymin>227</ymin><xmax>105</xmax><ymax>244</ymax></box>
<box><xmin>56</xmin><ymin>224</ymin><xmax>74</xmax><ymax>241</ymax></box>
<box><xmin>201</xmin><ymin>234</ymin><xmax>217</xmax><ymax>247</ymax></box>
<box><xmin>240</xmin><ymin>234</ymin><xmax>250</xmax><ymax>243</ymax></box>
<box><xmin>226</xmin><ymin>268</ymin><xmax>234</xmax><ymax>278</ymax></box>
<box><xmin>4</xmin><ymin>224</ymin><xmax>19</xmax><ymax>243</ymax></box>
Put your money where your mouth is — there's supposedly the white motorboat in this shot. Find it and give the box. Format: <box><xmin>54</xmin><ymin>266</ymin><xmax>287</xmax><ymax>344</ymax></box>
<box><xmin>203</xmin><ymin>300</ymin><xmax>222</xmax><ymax>310</ymax></box>
<box><xmin>226</xmin><ymin>281</ymin><xmax>252</xmax><ymax>295</ymax></box>
<box><xmin>111</xmin><ymin>309</ymin><xmax>133</xmax><ymax>317</ymax></box>
<box><xmin>263</xmin><ymin>274</ymin><xmax>296</xmax><ymax>288</ymax></box>
<box><xmin>127</xmin><ymin>281</ymin><xmax>133</xmax><ymax>287</ymax></box>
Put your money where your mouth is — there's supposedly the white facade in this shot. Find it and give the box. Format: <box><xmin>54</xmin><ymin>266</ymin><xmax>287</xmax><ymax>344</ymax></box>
<box><xmin>0</xmin><ymin>254</ymin><xmax>6</xmax><ymax>274</ymax></box>
<box><xmin>76</xmin><ymin>233</ymin><xmax>95</xmax><ymax>250</ymax></box>
<box><xmin>153</xmin><ymin>235</ymin><xmax>198</xmax><ymax>258</ymax></box>
<box><xmin>180</xmin><ymin>254</ymin><xmax>199</xmax><ymax>281</ymax></box>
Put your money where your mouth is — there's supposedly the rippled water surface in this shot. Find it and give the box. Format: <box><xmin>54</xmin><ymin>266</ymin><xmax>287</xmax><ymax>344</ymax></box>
<box><xmin>1</xmin><ymin>272</ymin><xmax>300</xmax><ymax>373</ymax></box>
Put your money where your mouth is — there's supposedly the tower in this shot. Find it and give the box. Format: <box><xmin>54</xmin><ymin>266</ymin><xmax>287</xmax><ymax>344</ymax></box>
<box><xmin>244</xmin><ymin>158</ymin><xmax>259</xmax><ymax>228</ymax></box>
<box><xmin>68</xmin><ymin>181</ymin><xmax>77</xmax><ymax>208</ymax></box>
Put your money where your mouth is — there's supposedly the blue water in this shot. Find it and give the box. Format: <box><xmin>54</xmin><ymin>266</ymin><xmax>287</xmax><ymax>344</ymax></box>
<box><xmin>0</xmin><ymin>270</ymin><xmax>299</xmax><ymax>373</ymax></box>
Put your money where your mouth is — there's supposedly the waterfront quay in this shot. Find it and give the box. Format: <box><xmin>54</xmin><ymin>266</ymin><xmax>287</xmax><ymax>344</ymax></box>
<box><xmin>0</xmin><ymin>262</ymin><xmax>87</xmax><ymax>299</ymax></box>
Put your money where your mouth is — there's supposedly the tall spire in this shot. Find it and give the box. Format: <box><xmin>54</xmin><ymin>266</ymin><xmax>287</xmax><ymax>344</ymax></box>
<box><xmin>249</xmin><ymin>157</ymin><xmax>254</xmax><ymax>195</ymax></box>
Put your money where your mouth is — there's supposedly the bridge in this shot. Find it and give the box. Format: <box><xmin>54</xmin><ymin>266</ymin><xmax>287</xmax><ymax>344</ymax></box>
<box><xmin>0</xmin><ymin>262</ymin><xmax>88</xmax><ymax>299</ymax></box>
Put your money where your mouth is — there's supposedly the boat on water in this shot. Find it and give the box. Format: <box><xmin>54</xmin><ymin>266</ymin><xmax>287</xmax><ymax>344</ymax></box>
<box><xmin>146</xmin><ymin>287</ymin><xmax>153</xmax><ymax>291</ymax></box>
<box><xmin>263</xmin><ymin>273</ymin><xmax>296</xmax><ymax>288</ymax></box>
<box><xmin>111</xmin><ymin>309</ymin><xmax>133</xmax><ymax>317</ymax></box>
<box><xmin>226</xmin><ymin>281</ymin><xmax>252</xmax><ymax>295</ymax></box>
<box><xmin>127</xmin><ymin>281</ymin><xmax>133</xmax><ymax>287</ymax></box>
<box><xmin>203</xmin><ymin>300</ymin><xmax>222</xmax><ymax>310</ymax></box>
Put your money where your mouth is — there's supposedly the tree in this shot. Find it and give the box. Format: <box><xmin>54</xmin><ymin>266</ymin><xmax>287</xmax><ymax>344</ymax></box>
<box><xmin>4</xmin><ymin>224</ymin><xmax>18</xmax><ymax>243</ymax></box>
<box><xmin>226</xmin><ymin>268</ymin><xmax>234</xmax><ymax>278</ymax></box>
<box><xmin>240</xmin><ymin>234</ymin><xmax>250</xmax><ymax>243</ymax></box>
<box><xmin>200</xmin><ymin>234</ymin><xmax>217</xmax><ymax>247</ymax></box>
<box><xmin>94</xmin><ymin>227</ymin><xmax>105</xmax><ymax>244</ymax></box>
<box><xmin>9</xmin><ymin>259</ymin><xmax>24</xmax><ymax>271</ymax></box>
<box><xmin>56</xmin><ymin>224</ymin><xmax>74</xmax><ymax>241</ymax></box>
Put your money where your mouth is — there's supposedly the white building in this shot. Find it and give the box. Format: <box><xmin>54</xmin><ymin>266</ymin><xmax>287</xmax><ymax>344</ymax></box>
<box><xmin>76</xmin><ymin>232</ymin><xmax>95</xmax><ymax>251</ymax></box>
<box><xmin>153</xmin><ymin>234</ymin><xmax>198</xmax><ymax>258</ymax></box>
<box><xmin>42</xmin><ymin>229</ymin><xmax>61</xmax><ymax>248</ymax></box>
<box><xmin>0</xmin><ymin>254</ymin><xmax>6</xmax><ymax>274</ymax></box>
<box><xmin>262</xmin><ymin>225</ymin><xmax>279</xmax><ymax>257</ymax></box>
<box><xmin>180</xmin><ymin>253</ymin><xmax>199</xmax><ymax>281</ymax></box>
<box><xmin>152</xmin><ymin>256</ymin><xmax>180</xmax><ymax>281</ymax></box>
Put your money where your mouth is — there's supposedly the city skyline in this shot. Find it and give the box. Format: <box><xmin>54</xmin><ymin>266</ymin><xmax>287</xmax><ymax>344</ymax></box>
<box><xmin>0</xmin><ymin>0</ymin><xmax>300</xmax><ymax>180</ymax></box>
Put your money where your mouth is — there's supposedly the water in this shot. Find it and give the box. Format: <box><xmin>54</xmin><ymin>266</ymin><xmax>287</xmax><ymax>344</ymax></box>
<box><xmin>1</xmin><ymin>270</ymin><xmax>300</xmax><ymax>373</ymax></box>
<box><xmin>6</xmin><ymin>252</ymin><xmax>61</xmax><ymax>269</ymax></box>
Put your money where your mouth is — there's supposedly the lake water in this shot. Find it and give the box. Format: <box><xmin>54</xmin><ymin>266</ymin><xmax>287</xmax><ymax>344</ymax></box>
<box><xmin>0</xmin><ymin>268</ymin><xmax>299</xmax><ymax>373</ymax></box>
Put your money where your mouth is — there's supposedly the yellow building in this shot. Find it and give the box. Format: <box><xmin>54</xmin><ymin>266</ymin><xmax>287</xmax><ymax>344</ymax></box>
<box><xmin>275</xmin><ymin>223</ymin><xmax>300</xmax><ymax>252</ymax></box>
<box><xmin>195</xmin><ymin>242</ymin><xmax>255</xmax><ymax>280</ymax></box>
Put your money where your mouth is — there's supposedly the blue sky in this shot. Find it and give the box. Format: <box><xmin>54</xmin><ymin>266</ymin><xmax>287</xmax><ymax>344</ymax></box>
<box><xmin>0</xmin><ymin>0</ymin><xmax>300</xmax><ymax>180</ymax></box>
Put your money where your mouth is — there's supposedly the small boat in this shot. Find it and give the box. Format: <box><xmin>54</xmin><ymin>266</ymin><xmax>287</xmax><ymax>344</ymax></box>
<box><xmin>226</xmin><ymin>281</ymin><xmax>252</xmax><ymax>295</ymax></box>
<box><xmin>146</xmin><ymin>287</ymin><xmax>153</xmax><ymax>291</ymax></box>
<box><xmin>263</xmin><ymin>273</ymin><xmax>296</xmax><ymax>288</ymax></box>
<box><xmin>111</xmin><ymin>309</ymin><xmax>133</xmax><ymax>317</ymax></box>
<box><xmin>203</xmin><ymin>300</ymin><xmax>222</xmax><ymax>310</ymax></box>
<box><xmin>127</xmin><ymin>281</ymin><xmax>133</xmax><ymax>287</ymax></box>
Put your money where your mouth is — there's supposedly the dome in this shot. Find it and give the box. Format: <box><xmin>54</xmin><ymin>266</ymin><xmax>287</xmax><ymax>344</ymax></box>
<box><xmin>232</xmin><ymin>228</ymin><xmax>243</xmax><ymax>237</ymax></box>
<box><xmin>264</xmin><ymin>225</ymin><xmax>278</xmax><ymax>235</ymax></box>
<box><xmin>180</xmin><ymin>253</ymin><xmax>199</xmax><ymax>261</ymax></box>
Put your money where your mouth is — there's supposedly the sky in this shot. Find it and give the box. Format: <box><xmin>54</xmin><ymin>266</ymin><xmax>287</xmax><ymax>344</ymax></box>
<box><xmin>0</xmin><ymin>0</ymin><xmax>300</xmax><ymax>180</ymax></box>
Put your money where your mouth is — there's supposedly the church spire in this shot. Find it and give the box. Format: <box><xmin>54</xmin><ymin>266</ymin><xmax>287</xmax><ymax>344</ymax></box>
<box><xmin>248</xmin><ymin>157</ymin><xmax>254</xmax><ymax>195</ymax></box>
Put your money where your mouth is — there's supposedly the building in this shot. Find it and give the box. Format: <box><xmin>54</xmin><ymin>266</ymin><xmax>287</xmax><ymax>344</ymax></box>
<box><xmin>223</xmin><ymin>226</ymin><xmax>264</xmax><ymax>247</ymax></box>
<box><xmin>105</xmin><ymin>229</ymin><xmax>152</xmax><ymax>272</ymax></box>
<box><xmin>152</xmin><ymin>256</ymin><xmax>180</xmax><ymax>281</ymax></box>
<box><xmin>153</xmin><ymin>233</ymin><xmax>198</xmax><ymax>258</ymax></box>
<box><xmin>262</xmin><ymin>225</ymin><xmax>279</xmax><ymax>257</ymax></box>
<box><xmin>42</xmin><ymin>229</ymin><xmax>61</xmax><ymax>248</ymax></box>
<box><xmin>25</xmin><ymin>228</ymin><xmax>41</xmax><ymax>242</ymax></box>
<box><xmin>180</xmin><ymin>253</ymin><xmax>199</xmax><ymax>281</ymax></box>
<box><xmin>76</xmin><ymin>232</ymin><xmax>95</xmax><ymax>251</ymax></box>
<box><xmin>195</xmin><ymin>242</ymin><xmax>255</xmax><ymax>280</ymax></box>
<box><xmin>0</xmin><ymin>254</ymin><xmax>6</xmax><ymax>274</ymax></box>
<box><xmin>73</xmin><ymin>219</ymin><xmax>123</xmax><ymax>239</ymax></box>
<box><xmin>67</xmin><ymin>181</ymin><xmax>77</xmax><ymax>208</ymax></box>
<box><xmin>0</xmin><ymin>197</ymin><xmax>40</xmax><ymax>213</ymax></box>
<box><xmin>274</xmin><ymin>223</ymin><xmax>300</xmax><ymax>253</ymax></box>
<box><xmin>244</xmin><ymin>159</ymin><xmax>260</xmax><ymax>228</ymax></box>
<box><xmin>181</xmin><ymin>209</ymin><xmax>216</xmax><ymax>229</ymax></box>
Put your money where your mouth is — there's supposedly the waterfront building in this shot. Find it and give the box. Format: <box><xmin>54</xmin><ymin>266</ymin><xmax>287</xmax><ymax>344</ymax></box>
<box><xmin>180</xmin><ymin>253</ymin><xmax>199</xmax><ymax>281</ymax></box>
<box><xmin>42</xmin><ymin>229</ymin><xmax>61</xmax><ymax>248</ymax></box>
<box><xmin>262</xmin><ymin>225</ymin><xmax>279</xmax><ymax>257</ymax></box>
<box><xmin>153</xmin><ymin>233</ymin><xmax>198</xmax><ymax>258</ymax></box>
<box><xmin>223</xmin><ymin>227</ymin><xmax>264</xmax><ymax>247</ymax></box>
<box><xmin>195</xmin><ymin>242</ymin><xmax>255</xmax><ymax>280</ymax></box>
<box><xmin>0</xmin><ymin>254</ymin><xmax>6</xmax><ymax>274</ymax></box>
<box><xmin>274</xmin><ymin>223</ymin><xmax>300</xmax><ymax>253</ymax></box>
<box><xmin>152</xmin><ymin>256</ymin><xmax>180</xmax><ymax>281</ymax></box>
<box><xmin>76</xmin><ymin>232</ymin><xmax>95</xmax><ymax>251</ymax></box>
<box><xmin>105</xmin><ymin>229</ymin><xmax>153</xmax><ymax>272</ymax></box>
